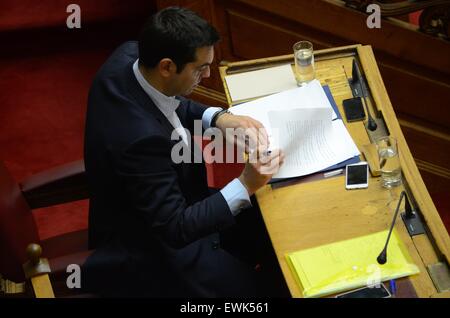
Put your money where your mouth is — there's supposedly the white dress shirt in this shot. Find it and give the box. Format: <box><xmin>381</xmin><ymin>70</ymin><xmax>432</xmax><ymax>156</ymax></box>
<box><xmin>132</xmin><ymin>59</ymin><xmax>251</xmax><ymax>215</ymax></box>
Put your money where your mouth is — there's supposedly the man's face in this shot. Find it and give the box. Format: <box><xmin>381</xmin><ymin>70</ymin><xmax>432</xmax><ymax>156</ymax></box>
<box><xmin>170</xmin><ymin>46</ymin><xmax>214</xmax><ymax>96</ymax></box>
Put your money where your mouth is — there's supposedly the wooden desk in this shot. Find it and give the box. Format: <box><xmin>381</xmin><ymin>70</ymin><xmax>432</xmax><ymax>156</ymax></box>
<box><xmin>219</xmin><ymin>45</ymin><xmax>450</xmax><ymax>298</ymax></box>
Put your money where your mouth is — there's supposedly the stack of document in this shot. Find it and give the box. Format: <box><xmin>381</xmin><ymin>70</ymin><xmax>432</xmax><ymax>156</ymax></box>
<box><xmin>229</xmin><ymin>80</ymin><xmax>360</xmax><ymax>179</ymax></box>
<box><xmin>286</xmin><ymin>230</ymin><xmax>420</xmax><ymax>298</ymax></box>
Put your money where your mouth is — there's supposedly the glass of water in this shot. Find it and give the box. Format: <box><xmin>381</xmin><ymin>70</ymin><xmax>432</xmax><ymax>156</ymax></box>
<box><xmin>376</xmin><ymin>136</ymin><xmax>402</xmax><ymax>188</ymax></box>
<box><xmin>293</xmin><ymin>41</ymin><xmax>315</xmax><ymax>86</ymax></box>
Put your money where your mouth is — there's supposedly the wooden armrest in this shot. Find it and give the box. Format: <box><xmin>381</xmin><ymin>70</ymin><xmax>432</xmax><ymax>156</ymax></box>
<box><xmin>23</xmin><ymin>244</ymin><xmax>54</xmax><ymax>298</ymax></box>
<box><xmin>23</xmin><ymin>244</ymin><xmax>94</xmax><ymax>298</ymax></box>
<box><xmin>19</xmin><ymin>159</ymin><xmax>88</xmax><ymax>209</ymax></box>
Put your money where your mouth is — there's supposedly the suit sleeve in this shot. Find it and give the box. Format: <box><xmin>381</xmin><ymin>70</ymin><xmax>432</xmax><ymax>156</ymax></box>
<box><xmin>175</xmin><ymin>96</ymin><xmax>209</xmax><ymax>135</ymax></box>
<box><xmin>115</xmin><ymin>135</ymin><xmax>235</xmax><ymax>249</ymax></box>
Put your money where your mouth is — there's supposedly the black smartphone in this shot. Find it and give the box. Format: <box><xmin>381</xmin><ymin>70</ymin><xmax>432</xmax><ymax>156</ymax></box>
<box><xmin>336</xmin><ymin>285</ymin><xmax>391</xmax><ymax>298</ymax></box>
<box><xmin>343</xmin><ymin>97</ymin><xmax>365</xmax><ymax>122</ymax></box>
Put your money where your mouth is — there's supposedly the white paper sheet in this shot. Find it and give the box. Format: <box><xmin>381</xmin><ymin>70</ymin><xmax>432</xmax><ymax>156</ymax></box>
<box><xmin>225</xmin><ymin>64</ymin><xmax>297</xmax><ymax>102</ymax></box>
<box><xmin>229</xmin><ymin>80</ymin><xmax>338</xmax><ymax>146</ymax></box>
<box><xmin>268</xmin><ymin>108</ymin><xmax>359</xmax><ymax>179</ymax></box>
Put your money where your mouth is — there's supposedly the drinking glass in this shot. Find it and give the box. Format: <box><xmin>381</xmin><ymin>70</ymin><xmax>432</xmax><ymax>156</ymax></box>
<box><xmin>293</xmin><ymin>41</ymin><xmax>315</xmax><ymax>86</ymax></box>
<box><xmin>376</xmin><ymin>136</ymin><xmax>402</xmax><ymax>188</ymax></box>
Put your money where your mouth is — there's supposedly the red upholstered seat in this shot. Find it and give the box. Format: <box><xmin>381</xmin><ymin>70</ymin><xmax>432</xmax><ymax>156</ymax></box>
<box><xmin>0</xmin><ymin>160</ymin><xmax>91</xmax><ymax>296</ymax></box>
<box><xmin>0</xmin><ymin>161</ymin><xmax>40</xmax><ymax>283</ymax></box>
<box><xmin>196</xmin><ymin>135</ymin><xmax>245</xmax><ymax>189</ymax></box>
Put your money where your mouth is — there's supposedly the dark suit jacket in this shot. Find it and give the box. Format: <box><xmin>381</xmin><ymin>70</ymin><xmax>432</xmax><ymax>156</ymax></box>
<box><xmin>83</xmin><ymin>41</ymin><xmax>257</xmax><ymax>297</ymax></box>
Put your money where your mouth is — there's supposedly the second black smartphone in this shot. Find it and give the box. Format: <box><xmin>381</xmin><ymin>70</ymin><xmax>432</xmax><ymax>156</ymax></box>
<box><xmin>343</xmin><ymin>97</ymin><xmax>365</xmax><ymax>122</ymax></box>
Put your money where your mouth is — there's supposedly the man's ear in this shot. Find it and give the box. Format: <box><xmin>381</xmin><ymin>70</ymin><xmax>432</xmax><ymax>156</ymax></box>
<box><xmin>158</xmin><ymin>58</ymin><xmax>177</xmax><ymax>78</ymax></box>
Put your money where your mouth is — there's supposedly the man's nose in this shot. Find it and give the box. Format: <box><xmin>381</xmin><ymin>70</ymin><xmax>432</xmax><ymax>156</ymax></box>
<box><xmin>202</xmin><ymin>66</ymin><xmax>210</xmax><ymax>78</ymax></box>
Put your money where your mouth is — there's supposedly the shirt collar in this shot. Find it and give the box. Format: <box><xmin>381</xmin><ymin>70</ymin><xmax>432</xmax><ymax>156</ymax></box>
<box><xmin>132</xmin><ymin>59</ymin><xmax>180</xmax><ymax>116</ymax></box>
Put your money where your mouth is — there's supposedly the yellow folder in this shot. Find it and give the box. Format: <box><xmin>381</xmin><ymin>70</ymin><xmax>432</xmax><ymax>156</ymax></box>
<box><xmin>286</xmin><ymin>230</ymin><xmax>420</xmax><ymax>298</ymax></box>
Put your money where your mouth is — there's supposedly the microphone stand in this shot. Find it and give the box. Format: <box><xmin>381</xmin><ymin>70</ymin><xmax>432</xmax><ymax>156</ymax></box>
<box><xmin>359</xmin><ymin>79</ymin><xmax>378</xmax><ymax>131</ymax></box>
<box><xmin>377</xmin><ymin>191</ymin><xmax>406</xmax><ymax>264</ymax></box>
<box><xmin>352</xmin><ymin>59</ymin><xmax>377</xmax><ymax>131</ymax></box>
<box><xmin>378</xmin><ymin>190</ymin><xmax>426</xmax><ymax>264</ymax></box>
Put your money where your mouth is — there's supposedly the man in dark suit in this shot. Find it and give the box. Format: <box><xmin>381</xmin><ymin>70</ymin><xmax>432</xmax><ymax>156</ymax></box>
<box><xmin>83</xmin><ymin>6</ymin><xmax>285</xmax><ymax>297</ymax></box>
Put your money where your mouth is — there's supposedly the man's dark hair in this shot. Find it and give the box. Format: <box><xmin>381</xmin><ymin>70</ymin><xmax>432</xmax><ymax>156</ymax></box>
<box><xmin>138</xmin><ymin>7</ymin><xmax>220</xmax><ymax>73</ymax></box>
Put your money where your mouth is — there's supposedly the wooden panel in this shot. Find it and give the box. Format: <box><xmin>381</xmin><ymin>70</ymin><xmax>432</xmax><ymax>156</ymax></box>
<box><xmin>377</xmin><ymin>55</ymin><xmax>450</xmax><ymax>129</ymax></box>
<box><xmin>400</xmin><ymin>118</ymin><xmax>450</xmax><ymax>202</ymax></box>
<box><xmin>400</xmin><ymin>121</ymin><xmax>450</xmax><ymax>174</ymax></box>
<box><xmin>228</xmin><ymin>11</ymin><xmax>298</xmax><ymax>58</ymax></box>
<box><xmin>237</xmin><ymin>0</ymin><xmax>450</xmax><ymax>73</ymax></box>
<box><xmin>421</xmin><ymin>170</ymin><xmax>450</xmax><ymax>204</ymax></box>
<box><xmin>188</xmin><ymin>85</ymin><xmax>228</xmax><ymax>107</ymax></box>
<box><xmin>226</xmin><ymin>9</ymin><xmax>337</xmax><ymax>59</ymax></box>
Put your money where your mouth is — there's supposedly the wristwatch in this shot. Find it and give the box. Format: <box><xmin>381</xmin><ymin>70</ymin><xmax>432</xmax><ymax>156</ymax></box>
<box><xmin>211</xmin><ymin>109</ymin><xmax>231</xmax><ymax>127</ymax></box>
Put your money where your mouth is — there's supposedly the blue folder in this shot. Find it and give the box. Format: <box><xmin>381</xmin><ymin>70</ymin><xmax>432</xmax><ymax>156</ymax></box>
<box><xmin>270</xmin><ymin>85</ymin><xmax>360</xmax><ymax>184</ymax></box>
<box><xmin>322</xmin><ymin>85</ymin><xmax>360</xmax><ymax>170</ymax></box>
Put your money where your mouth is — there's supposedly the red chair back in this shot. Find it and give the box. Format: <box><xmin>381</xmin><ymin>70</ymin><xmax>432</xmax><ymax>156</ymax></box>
<box><xmin>0</xmin><ymin>161</ymin><xmax>40</xmax><ymax>282</ymax></box>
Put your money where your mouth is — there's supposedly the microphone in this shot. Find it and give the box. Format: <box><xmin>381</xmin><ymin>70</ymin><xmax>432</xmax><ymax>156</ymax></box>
<box><xmin>377</xmin><ymin>191</ymin><xmax>407</xmax><ymax>264</ymax></box>
<box><xmin>352</xmin><ymin>60</ymin><xmax>377</xmax><ymax>131</ymax></box>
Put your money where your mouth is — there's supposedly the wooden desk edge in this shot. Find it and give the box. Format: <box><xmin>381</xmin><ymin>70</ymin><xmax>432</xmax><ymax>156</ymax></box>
<box><xmin>219</xmin><ymin>45</ymin><xmax>363</xmax><ymax>107</ymax></box>
<box><xmin>358</xmin><ymin>45</ymin><xmax>450</xmax><ymax>265</ymax></box>
<box><xmin>221</xmin><ymin>44</ymin><xmax>362</xmax><ymax>71</ymax></box>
